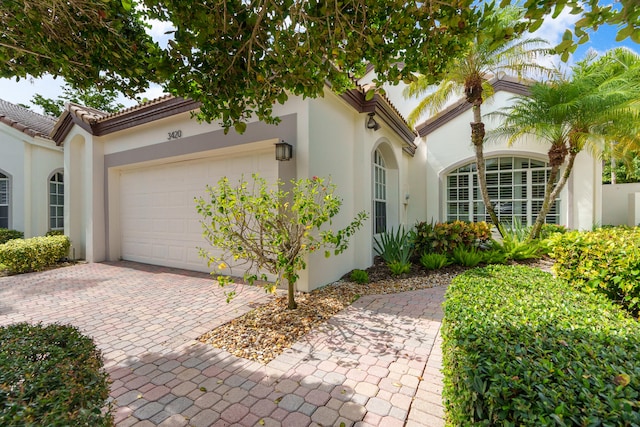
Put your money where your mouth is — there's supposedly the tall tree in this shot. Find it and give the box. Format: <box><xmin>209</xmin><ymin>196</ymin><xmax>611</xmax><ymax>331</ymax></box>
<box><xmin>31</xmin><ymin>84</ymin><xmax>125</xmax><ymax>117</ymax></box>
<box><xmin>488</xmin><ymin>48</ymin><xmax>640</xmax><ymax>239</ymax></box>
<box><xmin>404</xmin><ymin>6</ymin><xmax>552</xmax><ymax>230</ymax></box>
<box><xmin>1</xmin><ymin>1</ymin><xmax>638</xmax><ymax>130</ymax></box>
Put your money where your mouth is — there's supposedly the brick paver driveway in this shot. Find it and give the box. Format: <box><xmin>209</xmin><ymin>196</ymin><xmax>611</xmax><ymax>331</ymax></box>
<box><xmin>0</xmin><ymin>261</ymin><xmax>445</xmax><ymax>426</ymax></box>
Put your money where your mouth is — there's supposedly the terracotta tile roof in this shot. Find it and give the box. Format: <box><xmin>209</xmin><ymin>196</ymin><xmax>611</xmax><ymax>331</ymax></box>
<box><xmin>0</xmin><ymin>98</ymin><xmax>56</xmax><ymax>138</ymax></box>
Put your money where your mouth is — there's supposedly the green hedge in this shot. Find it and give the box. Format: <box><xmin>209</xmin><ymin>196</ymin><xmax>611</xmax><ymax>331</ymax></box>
<box><xmin>0</xmin><ymin>323</ymin><xmax>113</xmax><ymax>426</ymax></box>
<box><xmin>0</xmin><ymin>235</ymin><xmax>70</xmax><ymax>274</ymax></box>
<box><xmin>442</xmin><ymin>265</ymin><xmax>640</xmax><ymax>426</ymax></box>
<box><xmin>548</xmin><ymin>227</ymin><xmax>640</xmax><ymax>316</ymax></box>
<box><xmin>414</xmin><ymin>220</ymin><xmax>491</xmax><ymax>255</ymax></box>
<box><xmin>0</xmin><ymin>229</ymin><xmax>23</xmax><ymax>245</ymax></box>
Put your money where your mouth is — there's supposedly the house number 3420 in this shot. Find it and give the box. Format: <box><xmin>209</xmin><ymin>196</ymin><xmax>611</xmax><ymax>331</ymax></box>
<box><xmin>167</xmin><ymin>130</ymin><xmax>182</xmax><ymax>140</ymax></box>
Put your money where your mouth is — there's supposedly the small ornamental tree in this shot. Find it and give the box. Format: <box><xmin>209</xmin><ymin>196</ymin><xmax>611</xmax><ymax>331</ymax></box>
<box><xmin>195</xmin><ymin>174</ymin><xmax>368</xmax><ymax>309</ymax></box>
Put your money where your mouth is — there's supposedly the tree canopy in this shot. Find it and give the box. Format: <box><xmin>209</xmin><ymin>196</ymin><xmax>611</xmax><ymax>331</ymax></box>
<box><xmin>1</xmin><ymin>0</ymin><xmax>638</xmax><ymax>130</ymax></box>
<box><xmin>30</xmin><ymin>84</ymin><xmax>125</xmax><ymax>117</ymax></box>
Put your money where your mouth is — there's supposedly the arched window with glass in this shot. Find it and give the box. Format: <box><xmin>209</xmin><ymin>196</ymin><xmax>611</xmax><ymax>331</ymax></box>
<box><xmin>49</xmin><ymin>172</ymin><xmax>64</xmax><ymax>231</ymax></box>
<box><xmin>0</xmin><ymin>172</ymin><xmax>9</xmax><ymax>229</ymax></box>
<box><xmin>373</xmin><ymin>149</ymin><xmax>387</xmax><ymax>234</ymax></box>
<box><xmin>446</xmin><ymin>156</ymin><xmax>560</xmax><ymax>225</ymax></box>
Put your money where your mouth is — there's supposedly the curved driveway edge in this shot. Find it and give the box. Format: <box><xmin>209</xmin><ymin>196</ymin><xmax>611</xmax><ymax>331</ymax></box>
<box><xmin>0</xmin><ymin>261</ymin><xmax>446</xmax><ymax>426</ymax></box>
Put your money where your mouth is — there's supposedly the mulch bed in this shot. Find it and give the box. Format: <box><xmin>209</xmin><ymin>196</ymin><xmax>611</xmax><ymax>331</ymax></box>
<box><xmin>198</xmin><ymin>259</ymin><xmax>552</xmax><ymax>364</ymax></box>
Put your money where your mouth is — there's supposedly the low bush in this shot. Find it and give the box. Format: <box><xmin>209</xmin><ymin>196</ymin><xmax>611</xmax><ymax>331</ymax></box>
<box><xmin>0</xmin><ymin>235</ymin><xmax>70</xmax><ymax>274</ymax></box>
<box><xmin>0</xmin><ymin>323</ymin><xmax>113</xmax><ymax>426</ymax></box>
<box><xmin>0</xmin><ymin>228</ymin><xmax>23</xmax><ymax>244</ymax></box>
<box><xmin>45</xmin><ymin>229</ymin><xmax>64</xmax><ymax>237</ymax></box>
<box><xmin>442</xmin><ymin>265</ymin><xmax>640</xmax><ymax>426</ymax></box>
<box><xmin>349</xmin><ymin>269</ymin><xmax>369</xmax><ymax>284</ymax></box>
<box><xmin>414</xmin><ymin>220</ymin><xmax>491</xmax><ymax>255</ymax></box>
<box><xmin>419</xmin><ymin>252</ymin><xmax>450</xmax><ymax>270</ymax></box>
<box><xmin>450</xmin><ymin>245</ymin><xmax>483</xmax><ymax>267</ymax></box>
<box><xmin>388</xmin><ymin>260</ymin><xmax>411</xmax><ymax>275</ymax></box>
<box><xmin>548</xmin><ymin>227</ymin><xmax>640</xmax><ymax>316</ymax></box>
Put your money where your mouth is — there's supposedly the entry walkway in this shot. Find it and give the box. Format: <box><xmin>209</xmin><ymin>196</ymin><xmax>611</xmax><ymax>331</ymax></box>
<box><xmin>0</xmin><ymin>261</ymin><xmax>445</xmax><ymax>426</ymax></box>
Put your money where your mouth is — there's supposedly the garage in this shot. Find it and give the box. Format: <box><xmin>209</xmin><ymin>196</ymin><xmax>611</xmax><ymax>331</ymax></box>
<box><xmin>118</xmin><ymin>149</ymin><xmax>278</xmax><ymax>273</ymax></box>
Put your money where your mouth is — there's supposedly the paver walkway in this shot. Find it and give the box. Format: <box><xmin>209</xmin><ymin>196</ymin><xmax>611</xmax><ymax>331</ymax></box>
<box><xmin>0</xmin><ymin>261</ymin><xmax>446</xmax><ymax>426</ymax></box>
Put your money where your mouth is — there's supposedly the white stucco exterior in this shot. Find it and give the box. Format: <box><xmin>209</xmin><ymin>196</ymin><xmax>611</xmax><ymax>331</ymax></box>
<box><xmin>0</xmin><ymin>120</ymin><xmax>63</xmax><ymax>237</ymax></box>
<box><xmin>57</xmin><ymin>90</ymin><xmax>421</xmax><ymax>291</ymax></box>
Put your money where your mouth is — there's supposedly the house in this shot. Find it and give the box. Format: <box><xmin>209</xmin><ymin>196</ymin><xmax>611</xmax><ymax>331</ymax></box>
<box><xmin>50</xmin><ymin>76</ymin><xmax>602</xmax><ymax>292</ymax></box>
<box><xmin>51</xmin><ymin>88</ymin><xmax>425</xmax><ymax>291</ymax></box>
<box><xmin>0</xmin><ymin>99</ymin><xmax>64</xmax><ymax>237</ymax></box>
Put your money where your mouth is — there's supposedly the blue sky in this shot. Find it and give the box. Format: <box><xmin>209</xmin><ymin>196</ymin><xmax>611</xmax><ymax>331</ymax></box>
<box><xmin>0</xmin><ymin>7</ymin><xmax>637</xmax><ymax>114</ymax></box>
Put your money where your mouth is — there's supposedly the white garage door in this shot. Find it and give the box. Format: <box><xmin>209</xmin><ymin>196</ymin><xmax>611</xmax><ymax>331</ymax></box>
<box><xmin>119</xmin><ymin>150</ymin><xmax>278</xmax><ymax>272</ymax></box>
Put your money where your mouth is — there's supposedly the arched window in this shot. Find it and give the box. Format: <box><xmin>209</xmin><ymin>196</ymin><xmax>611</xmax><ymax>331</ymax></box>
<box><xmin>0</xmin><ymin>172</ymin><xmax>8</xmax><ymax>229</ymax></box>
<box><xmin>373</xmin><ymin>149</ymin><xmax>387</xmax><ymax>234</ymax></box>
<box><xmin>49</xmin><ymin>172</ymin><xmax>64</xmax><ymax>230</ymax></box>
<box><xmin>446</xmin><ymin>157</ymin><xmax>560</xmax><ymax>225</ymax></box>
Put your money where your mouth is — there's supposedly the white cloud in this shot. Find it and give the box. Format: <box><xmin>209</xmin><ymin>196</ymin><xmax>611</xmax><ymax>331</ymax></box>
<box><xmin>529</xmin><ymin>7</ymin><xmax>583</xmax><ymax>73</ymax></box>
<box><xmin>145</xmin><ymin>19</ymin><xmax>175</xmax><ymax>49</ymax></box>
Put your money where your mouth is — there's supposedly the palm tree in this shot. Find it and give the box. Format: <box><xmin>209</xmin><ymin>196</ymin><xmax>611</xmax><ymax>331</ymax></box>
<box><xmin>488</xmin><ymin>47</ymin><xmax>640</xmax><ymax>239</ymax></box>
<box><xmin>404</xmin><ymin>6</ymin><xmax>552</xmax><ymax>230</ymax></box>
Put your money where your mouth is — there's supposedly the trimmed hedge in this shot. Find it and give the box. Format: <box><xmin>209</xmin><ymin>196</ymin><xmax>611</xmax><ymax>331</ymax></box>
<box><xmin>442</xmin><ymin>265</ymin><xmax>640</xmax><ymax>426</ymax></box>
<box><xmin>0</xmin><ymin>235</ymin><xmax>70</xmax><ymax>274</ymax></box>
<box><xmin>0</xmin><ymin>323</ymin><xmax>113</xmax><ymax>426</ymax></box>
<box><xmin>548</xmin><ymin>227</ymin><xmax>640</xmax><ymax>316</ymax></box>
<box><xmin>0</xmin><ymin>228</ymin><xmax>23</xmax><ymax>245</ymax></box>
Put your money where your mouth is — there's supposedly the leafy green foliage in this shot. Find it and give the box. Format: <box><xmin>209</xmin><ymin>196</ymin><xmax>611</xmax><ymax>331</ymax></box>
<box><xmin>349</xmin><ymin>269</ymin><xmax>369</xmax><ymax>284</ymax></box>
<box><xmin>0</xmin><ymin>323</ymin><xmax>112</xmax><ymax>426</ymax></box>
<box><xmin>30</xmin><ymin>83</ymin><xmax>126</xmax><ymax>117</ymax></box>
<box><xmin>195</xmin><ymin>174</ymin><xmax>367</xmax><ymax>309</ymax></box>
<box><xmin>419</xmin><ymin>252</ymin><xmax>451</xmax><ymax>270</ymax></box>
<box><xmin>479</xmin><ymin>248</ymin><xmax>508</xmax><ymax>265</ymax></box>
<box><xmin>0</xmin><ymin>235</ymin><xmax>70</xmax><ymax>274</ymax></box>
<box><xmin>548</xmin><ymin>227</ymin><xmax>640</xmax><ymax>316</ymax></box>
<box><xmin>443</xmin><ymin>265</ymin><xmax>640</xmax><ymax>426</ymax></box>
<box><xmin>45</xmin><ymin>229</ymin><xmax>64</xmax><ymax>237</ymax></box>
<box><xmin>450</xmin><ymin>245</ymin><xmax>483</xmax><ymax>267</ymax></box>
<box><xmin>0</xmin><ymin>229</ymin><xmax>23</xmax><ymax>244</ymax></box>
<box><xmin>414</xmin><ymin>220</ymin><xmax>491</xmax><ymax>255</ymax></box>
<box><xmin>374</xmin><ymin>226</ymin><xmax>415</xmax><ymax>264</ymax></box>
<box><xmin>0</xmin><ymin>0</ymin><xmax>158</xmax><ymax>98</ymax></box>
<box><xmin>388</xmin><ymin>261</ymin><xmax>412</xmax><ymax>276</ymax></box>
<box><xmin>495</xmin><ymin>220</ymin><xmax>543</xmax><ymax>261</ymax></box>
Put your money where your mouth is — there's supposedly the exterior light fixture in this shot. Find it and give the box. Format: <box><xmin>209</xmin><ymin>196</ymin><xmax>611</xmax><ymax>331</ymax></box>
<box><xmin>366</xmin><ymin>112</ymin><xmax>381</xmax><ymax>131</ymax></box>
<box><xmin>275</xmin><ymin>141</ymin><xmax>293</xmax><ymax>161</ymax></box>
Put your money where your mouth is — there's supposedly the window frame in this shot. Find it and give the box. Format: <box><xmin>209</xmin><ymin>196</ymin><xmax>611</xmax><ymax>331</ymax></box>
<box><xmin>445</xmin><ymin>156</ymin><xmax>560</xmax><ymax>225</ymax></box>
<box><xmin>373</xmin><ymin>149</ymin><xmax>387</xmax><ymax>234</ymax></box>
<box><xmin>0</xmin><ymin>171</ymin><xmax>10</xmax><ymax>229</ymax></box>
<box><xmin>48</xmin><ymin>171</ymin><xmax>64</xmax><ymax>231</ymax></box>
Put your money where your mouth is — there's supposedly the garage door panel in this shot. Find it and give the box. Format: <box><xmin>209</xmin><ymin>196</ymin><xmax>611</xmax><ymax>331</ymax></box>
<box><xmin>119</xmin><ymin>151</ymin><xmax>277</xmax><ymax>273</ymax></box>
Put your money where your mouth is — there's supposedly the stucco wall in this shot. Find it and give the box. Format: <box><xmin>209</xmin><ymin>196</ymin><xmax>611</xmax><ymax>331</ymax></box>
<box><xmin>0</xmin><ymin>124</ymin><xmax>63</xmax><ymax>237</ymax></box>
<box><xmin>602</xmin><ymin>182</ymin><xmax>640</xmax><ymax>226</ymax></box>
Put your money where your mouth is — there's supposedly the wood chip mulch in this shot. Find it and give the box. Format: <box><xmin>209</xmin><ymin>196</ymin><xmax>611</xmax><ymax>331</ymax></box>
<box><xmin>197</xmin><ymin>262</ymin><xmax>468</xmax><ymax>364</ymax></box>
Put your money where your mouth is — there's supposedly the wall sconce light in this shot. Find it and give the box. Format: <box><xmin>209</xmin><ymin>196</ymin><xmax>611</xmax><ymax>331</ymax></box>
<box><xmin>366</xmin><ymin>112</ymin><xmax>381</xmax><ymax>131</ymax></box>
<box><xmin>275</xmin><ymin>141</ymin><xmax>293</xmax><ymax>161</ymax></box>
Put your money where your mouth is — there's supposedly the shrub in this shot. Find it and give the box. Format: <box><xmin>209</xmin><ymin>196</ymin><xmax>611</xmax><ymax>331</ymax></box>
<box><xmin>0</xmin><ymin>228</ymin><xmax>23</xmax><ymax>244</ymax></box>
<box><xmin>0</xmin><ymin>323</ymin><xmax>113</xmax><ymax>426</ymax></box>
<box><xmin>349</xmin><ymin>269</ymin><xmax>369</xmax><ymax>284</ymax></box>
<box><xmin>450</xmin><ymin>245</ymin><xmax>483</xmax><ymax>267</ymax></box>
<box><xmin>496</xmin><ymin>221</ymin><xmax>542</xmax><ymax>261</ymax></box>
<box><xmin>0</xmin><ymin>235</ymin><xmax>70</xmax><ymax>274</ymax></box>
<box><xmin>419</xmin><ymin>252</ymin><xmax>450</xmax><ymax>270</ymax></box>
<box><xmin>388</xmin><ymin>260</ymin><xmax>411</xmax><ymax>276</ymax></box>
<box><xmin>374</xmin><ymin>226</ymin><xmax>414</xmax><ymax>264</ymax></box>
<box><xmin>414</xmin><ymin>220</ymin><xmax>491</xmax><ymax>255</ymax></box>
<box><xmin>479</xmin><ymin>248</ymin><xmax>508</xmax><ymax>265</ymax></box>
<box><xmin>538</xmin><ymin>223</ymin><xmax>567</xmax><ymax>239</ymax></box>
<box><xmin>442</xmin><ymin>265</ymin><xmax>640</xmax><ymax>426</ymax></box>
<box><xmin>45</xmin><ymin>229</ymin><xmax>64</xmax><ymax>237</ymax></box>
<box><xmin>548</xmin><ymin>227</ymin><xmax>640</xmax><ymax>316</ymax></box>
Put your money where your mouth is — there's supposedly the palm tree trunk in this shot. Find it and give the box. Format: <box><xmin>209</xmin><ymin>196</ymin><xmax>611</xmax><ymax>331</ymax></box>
<box><xmin>471</xmin><ymin>105</ymin><xmax>501</xmax><ymax>232</ymax></box>
<box><xmin>529</xmin><ymin>151</ymin><xmax>578</xmax><ymax>239</ymax></box>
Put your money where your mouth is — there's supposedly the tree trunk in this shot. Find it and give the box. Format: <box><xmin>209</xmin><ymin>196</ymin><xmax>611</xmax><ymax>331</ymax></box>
<box><xmin>284</xmin><ymin>273</ymin><xmax>297</xmax><ymax>310</ymax></box>
<box><xmin>611</xmin><ymin>155</ymin><xmax>617</xmax><ymax>184</ymax></box>
<box><xmin>529</xmin><ymin>151</ymin><xmax>578</xmax><ymax>239</ymax></box>
<box><xmin>471</xmin><ymin>105</ymin><xmax>501</xmax><ymax>233</ymax></box>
